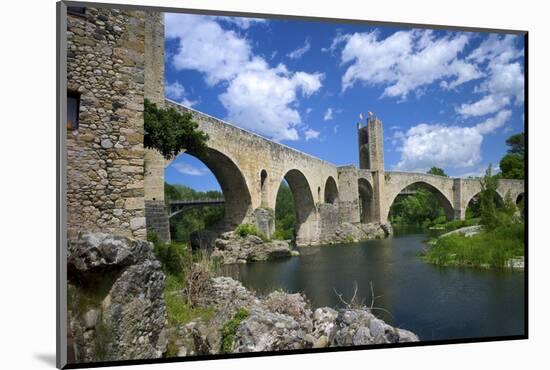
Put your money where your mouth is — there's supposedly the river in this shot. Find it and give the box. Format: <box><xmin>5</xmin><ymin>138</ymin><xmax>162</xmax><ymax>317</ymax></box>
<box><xmin>229</xmin><ymin>228</ymin><xmax>525</xmax><ymax>341</ymax></box>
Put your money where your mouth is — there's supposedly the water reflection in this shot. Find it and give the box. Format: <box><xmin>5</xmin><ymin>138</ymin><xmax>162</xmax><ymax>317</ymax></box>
<box><xmin>235</xmin><ymin>231</ymin><xmax>525</xmax><ymax>341</ymax></box>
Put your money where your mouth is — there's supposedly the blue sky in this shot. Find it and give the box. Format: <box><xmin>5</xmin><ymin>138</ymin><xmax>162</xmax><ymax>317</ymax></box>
<box><xmin>163</xmin><ymin>13</ymin><xmax>525</xmax><ymax>192</ymax></box>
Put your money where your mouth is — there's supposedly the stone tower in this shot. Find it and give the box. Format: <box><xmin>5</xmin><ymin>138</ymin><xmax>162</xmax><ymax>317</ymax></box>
<box><xmin>358</xmin><ymin>115</ymin><xmax>384</xmax><ymax>171</ymax></box>
<box><xmin>357</xmin><ymin>114</ymin><xmax>387</xmax><ymax>223</ymax></box>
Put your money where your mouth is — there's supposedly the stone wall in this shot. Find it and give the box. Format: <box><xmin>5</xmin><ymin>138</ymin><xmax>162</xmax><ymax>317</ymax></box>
<box><xmin>66</xmin><ymin>8</ymin><xmax>147</xmax><ymax>238</ymax></box>
<box><xmin>337</xmin><ymin>166</ymin><xmax>360</xmax><ymax>224</ymax></box>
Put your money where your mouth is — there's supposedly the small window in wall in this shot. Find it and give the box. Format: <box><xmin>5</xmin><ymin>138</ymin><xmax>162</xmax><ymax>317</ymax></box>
<box><xmin>67</xmin><ymin>6</ymin><xmax>86</xmax><ymax>16</ymax></box>
<box><xmin>67</xmin><ymin>91</ymin><xmax>80</xmax><ymax>130</ymax></box>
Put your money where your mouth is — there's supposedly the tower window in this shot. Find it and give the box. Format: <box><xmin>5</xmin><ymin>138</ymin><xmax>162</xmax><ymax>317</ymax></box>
<box><xmin>67</xmin><ymin>91</ymin><xmax>80</xmax><ymax>130</ymax></box>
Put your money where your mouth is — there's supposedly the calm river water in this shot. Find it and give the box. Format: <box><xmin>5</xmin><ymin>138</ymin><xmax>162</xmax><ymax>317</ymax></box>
<box><xmin>231</xmin><ymin>229</ymin><xmax>525</xmax><ymax>341</ymax></box>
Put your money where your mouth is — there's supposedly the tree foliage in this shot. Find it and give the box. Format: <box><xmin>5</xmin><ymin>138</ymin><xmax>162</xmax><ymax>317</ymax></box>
<box><xmin>273</xmin><ymin>182</ymin><xmax>297</xmax><ymax>240</ymax></box>
<box><xmin>506</xmin><ymin>132</ymin><xmax>525</xmax><ymax>155</ymax></box>
<box><xmin>427</xmin><ymin>167</ymin><xmax>448</xmax><ymax>177</ymax></box>
<box><xmin>164</xmin><ymin>182</ymin><xmax>224</xmax><ymax>243</ymax></box>
<box><xmin>499</xmin><ymin>132</ymin><xmax>525</xmax><ymax>179</ymax></box>
<box><xmin>144</xmin><ymin>99</ymin><xmax>209</xmax><ymax>159</ymax></box>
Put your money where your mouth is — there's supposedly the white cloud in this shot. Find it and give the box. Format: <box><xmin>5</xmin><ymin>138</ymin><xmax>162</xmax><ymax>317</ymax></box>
<box><xmin>456</xmin><ymin>34</ymin><xmax>524</xmax><ymax>117</ymax></box>
<box><xmin>393</xmin><ymin>110</ymin><xmax>511</xmax><ymax>172</ymax></box>
<box><xmin>220</xmin><ymin>67</ymin><xmax>323</xmax><ymax>141</ymax></box>
<box><xmin>171</xmin><ymin>162</ymin><xmax>209</xmax><ymax>176</ymax></box>
<box><xmin>333</xmin><ymin>29</ymin><xmax>481</xmax><ymax>98</ymax></box>
<box><xmin>304</xmin><ymin>128</ymin><xmax>320</xmax><ymax>141</ymax></box>
<box><xmin>287</xmin><ymin>38</ymin><xmax>311</xmax><ymax>59</ymax></box>
<box><xmin>165</xmin><ymin>80</ymin><xmax>199</xmax><ymax>107</ymax></box>
<box><xmin>456</xmin><ymin>95</ymin><xmax>509</xmax><ymax>117</ymax></box>
<box><xmin>212</xmin><ymin>16</ymin><xmax>267</xmax><ymax>29</ymax></box>
<box><xmin>323</xmin><ymin>108</ymin><xmax>334</xmax><ymax>121</ymax></box>
<box><xmin>165</xmin><ymin>13</ymin><xmax>323</xmax><ymax>142</ymax></box>
<box><xmin>333</xmin><ymin>125</ymin><xmax>339</xmax><ymax>134</ymax></box>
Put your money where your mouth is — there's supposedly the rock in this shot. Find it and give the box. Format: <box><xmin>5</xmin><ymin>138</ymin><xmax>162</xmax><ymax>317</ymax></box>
<box><xmin>369</xmin><ymin>318</ymin><xmax>386</xmax><ymax>338</ymax></box>
<box><xmin>313</xmin><ymin>335</ymin><xmax>329</xmax><ymax>348</ymax></box>
<box><xmin>264</xmin><ymin>291</ymin><xmax>312</xmax><ymax>330</ymax></box>
<box><xmin>312</xmin><ymin>307</ymin><xmax>338</xmax><ymax>338</ymax></box>
<box><xmin>211</xmin><ymin>232</ymin><xmax>293</xmax><ymax>265</ymax></box>
<box><xmin>233</xmin><ymin>307</ymin><xmax>306</xmax><ymax>352</ymax></box>
<box><xmin>67</xmin><ymin>232</ymin><xmax>166</xmax><ymax>362</ymax></box>
<box><xmin>68</xmin><ymin>232</ymin><xmax>154</xmax><ymax>274</ymax></box>
<box><xmin>177</xmin><ymin>347</ymin><xmax>187</xmax><ymax>357</ymax></box>
<box><xmin>319</xmin><ymin>222</ymin><xmax>389</xmax><ymax>244</ymax></box>
<box><xmin>396</xmin><ymin>328</ymin><xmax>420</xmax><ymax>343</ymax></box>
<box><xmin>352</xmin><ymin>326</ymin><xmax>372</xmax><ymax>345</ymax></box>
<box><xmin>100</xmin><ymin>139</ymin><xmax>113</xmax><ymax>149</ymax></box>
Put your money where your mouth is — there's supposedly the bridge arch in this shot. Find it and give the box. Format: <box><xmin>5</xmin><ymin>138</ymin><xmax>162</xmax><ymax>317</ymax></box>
<box><xmin>386</xmin><ymin>180</ymin><xmax>455</xmax><ymax>222</ymax></box>
<box><xmin>324</xmin><ymin>176</ymin><xmax>339</xmax><ymax>204</ymax></box>
<box><xmin>516</xmin><ymin>192</ymin><xmax>524</xmax><ymax>205</ymax></box>
<box><xmin>275</xmin><ymin>169</ymin><xmax>318</xmax><ymax>245</ymax></box>
<box><xmin>358</xmin><ymin>178</ymin><xmax>375</xmax><ymax>223</ymax></box>
<box><xmin>170</xmin><ymin>147</ymin><xmax>253</xmax><ymax>230</ymax></box>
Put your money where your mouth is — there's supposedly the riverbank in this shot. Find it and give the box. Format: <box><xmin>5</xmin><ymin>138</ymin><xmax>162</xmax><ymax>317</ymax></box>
<box><xmin>423</xmin><ymin>222</ymin><xmax>525</xmax><ymax>270</ymax></box>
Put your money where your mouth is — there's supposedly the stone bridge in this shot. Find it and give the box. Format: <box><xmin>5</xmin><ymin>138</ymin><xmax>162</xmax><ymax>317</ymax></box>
<box><xmin>137</xmin><ymin>14</ymin><xmax>523</xmax><ymax>246</ymax></box>
<box><xmin>144</xmin><ymin>100</ymin><xmax>524</xmax><ymax>246</ymax></box>
<box><xmin>64</xmin><ymin>10</ymin><xmax>524</xmax><ymax>245</ymax></box>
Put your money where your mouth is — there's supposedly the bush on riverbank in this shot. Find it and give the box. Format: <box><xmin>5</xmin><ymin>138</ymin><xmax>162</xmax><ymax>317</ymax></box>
<box><xmin>235</xmin><ymin>223</ymin><xmax>268</xmax><ymax>241</ymax></box>
<box><xmin>425</xmin><ymin>222</ymin><xmax>524</xmax><ymax>269</ymax></box>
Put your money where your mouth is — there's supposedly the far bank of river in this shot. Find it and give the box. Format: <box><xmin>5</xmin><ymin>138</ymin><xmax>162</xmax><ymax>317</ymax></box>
<box><xmin>227</xmin><ymin>228</ymin><xmax>525</xmax><ymax>341</ymax></box>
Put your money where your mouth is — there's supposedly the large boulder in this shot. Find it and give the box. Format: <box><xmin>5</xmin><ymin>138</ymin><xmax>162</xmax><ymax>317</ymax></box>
<box><xmin>67</xmin><ymin>233</ymin><xmax>167</xmax><ymax>363</ymax></box>
<box><xmin>233</xmin><ymin>306</ymin><xmax>308</xmax><ymax>352</ymax></box>
<box><xmin>211</xmin><ymin>232</ymin><xmax>294</xmax><ymax>264</ymax></box>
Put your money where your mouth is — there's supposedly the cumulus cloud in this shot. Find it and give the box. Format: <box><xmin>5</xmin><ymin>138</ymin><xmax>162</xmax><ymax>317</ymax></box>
<box><xmin>332</xmin><ymin>29</ymin><xmax>481</xmax><ymax>98</ymax></box>
<box><xmin>456</xmin><ymin>34</ymin><xmax>524</xmax><ymax>117</ymax></box>
<box><xmin>287</xmin><ymin>38</ymin><xmax>311</xmax><ymax>59</ymax></box>
<box><xmin>165</xmin><ymin>80</ymin><xmax>198</xmax><ymax>107</ymax></box>
<box><xmin>171</xmin><ymin>162</ymin><xmax>209</xmax><ymax>176</ymax></box>
<box><xmin>393</xmin><ymin>110</ymin><xmax>511</xmax><ymax>172</ymax></box>
<box><xmin>323</xmin><ymin>107</ymin><xmax>334</xmax><ymax>121</ymax></box>
<box><xmin>304</xmin><ymin>128</ymin><xmax>320</xmax><ymax>141</ymax></box>
<box><xmin>165</xmin><ymin>13</ymin><xmax>323</xmax><ymax>141</ymax></box>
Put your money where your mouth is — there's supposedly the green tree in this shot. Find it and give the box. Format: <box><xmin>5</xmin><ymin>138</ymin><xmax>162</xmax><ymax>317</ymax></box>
<box><xmin>427</xmin><ymin>167</ymin><xmax>448</xmax><ymax>177</ymax></box>
<box><xmin>505</xmin><ymin>132</ymin><xmax>525</xmax><ymax>155</ymax></box>
<box><xmin>144</xmin><ymin>99</ymin><xmax>209</xmax><ymax>159</ymax></box>
<box><xmin>273</xmin><ymin>182</ymin><xmax>296</xmax><ymax>240</ymax></box>
<box><xmin>499</xmin><ymin>153</ymin><xmax>524</xmax><ymax>179</ymax></box>
<box><xmin>479</xmin><ymin>165</ymin><xmax>500</xmax><ymax>230</ymax></box>
<box><xmin>499</xmin><ymin>132</ymin><xmax>525</xmax><ymax>179</ymax></box>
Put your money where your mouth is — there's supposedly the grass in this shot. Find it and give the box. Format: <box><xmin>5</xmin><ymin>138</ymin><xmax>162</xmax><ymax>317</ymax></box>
<box><xmin>431</xmin><ymin>217</ymin><xmax>481</xmax><ymax>232</ymax></box>
<box><xmin>220</xmin><ymin>308</ymin><xmax>249</xmax><ymax>353</ymax></box>
<box><xmin>424</xmin><ymin>222</ymin><xmax>524</xmax><ymax>269</ymax></box>
<box><xmin>164</xmin><ymin>289</ymin><xmax>215</xmax><ymax>326</ymax></box>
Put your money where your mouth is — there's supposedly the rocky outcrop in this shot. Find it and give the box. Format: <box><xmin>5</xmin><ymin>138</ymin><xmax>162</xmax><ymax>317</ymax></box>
<box><xmin>67</xmin><ymin>233</ymin><xmax>167</xmax><ymax>363</ymax></box>
<box><xmin>320</xmin><ymin>222</ymin><xmax>391</xmax><ymax>244</ymax></box>
<box><xmin>169</xmin><ymin>277</ymin><xmax>418</xmax><ymax>356</ymax></box>
<box><xmin>211</xmin><ymin>232</ymin><xmax>296</xmax><ymax>264</ymax></box>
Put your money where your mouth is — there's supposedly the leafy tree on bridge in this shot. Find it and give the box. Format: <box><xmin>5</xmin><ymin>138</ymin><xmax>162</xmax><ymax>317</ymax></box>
<box><xmin>427</xmin><ymin>167</ymin><xmax>448</xmax><ymax>177</ymax></box>
<box><xmin>144</xmin><ymin>99</ymin><xmax>209</xmax><ymax>159</ymax></box>
<box><xmin>499</xmin><ymin>132</ymin><xmax>524</xmax><ymax>180</ymax></box>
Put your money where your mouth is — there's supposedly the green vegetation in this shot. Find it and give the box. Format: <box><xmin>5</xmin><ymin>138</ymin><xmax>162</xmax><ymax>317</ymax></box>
<box><xmin>165</xmin><ymin>182</ymin><xmax>225</xmax><ymax>243</ymax></box>
<box><xmin>221</xmin><ymin>308</ymin><xmax>250</xmax><ymax>353</ymax></box>
<box><xmin>425</xmin><ymin>223</ymin><xmax>524</xmax><ymax>269</ymax></box>
<box><xmin>425</xmin><ymin>165</ymin><xmax>524</xmax><ymax>269</ymax></box>
<box><xmin>273</xmin><ymin>182</ymin><xmax>296</xmax><ymax>240</ymax></box>
<box><xmin>499</xmin><ymin>132</ymin><xmax>525</xmax><ymax>180</ymax></box>
<box><xmin>235</xmin><ymin>223</ymin><xmax>268</xmax><ymax>241</ymax></box>
<box><xmin>144</xmin><ymin>99</ymin><xmax>209</xmax><ymax>159</ymax></box>
<box><xmin>94</xmin><ymin>316</ymin><xmax>113</xmax><ymax>361</ymax></box>
<box><xmin>147</xmin><ymin>235</ymin><xmax>216</xmax><ymax>353</ymax></box>
<box><xmin>389</xmin><ymin>186</ymin><xmax>448</xmax><ymax>228</ymax></box>
<box><xmin>427</xmin><ymin>166</ymin><xmax>448</xmax><ymax>177</ymax></box>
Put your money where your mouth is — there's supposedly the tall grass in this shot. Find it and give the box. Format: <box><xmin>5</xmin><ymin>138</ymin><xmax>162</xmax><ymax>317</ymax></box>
<box><xmin>425</xmin><ymin>223</ymin><xmax>524</xmax><ymax>269</ymax></box>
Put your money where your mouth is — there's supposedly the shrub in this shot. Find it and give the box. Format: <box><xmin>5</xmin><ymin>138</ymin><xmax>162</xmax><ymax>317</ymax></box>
<box><xmin>153</xmin><ymin>242</ymin><xmax>189</xmax><ymax>277</ymax></box>
<box><xmin>425</xmin><ymin>223</ymin><xmax>524</xmax><ymax>269</ymax></box>
<box><xmin>221</xmin><ymin>308</ymin><xmax>249</xmax><ymax>353</ymax></box>
<box><xmin>235</xmin><ymin>223</ymin><xmax>268</xmax><ymax>241</ymax></box>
